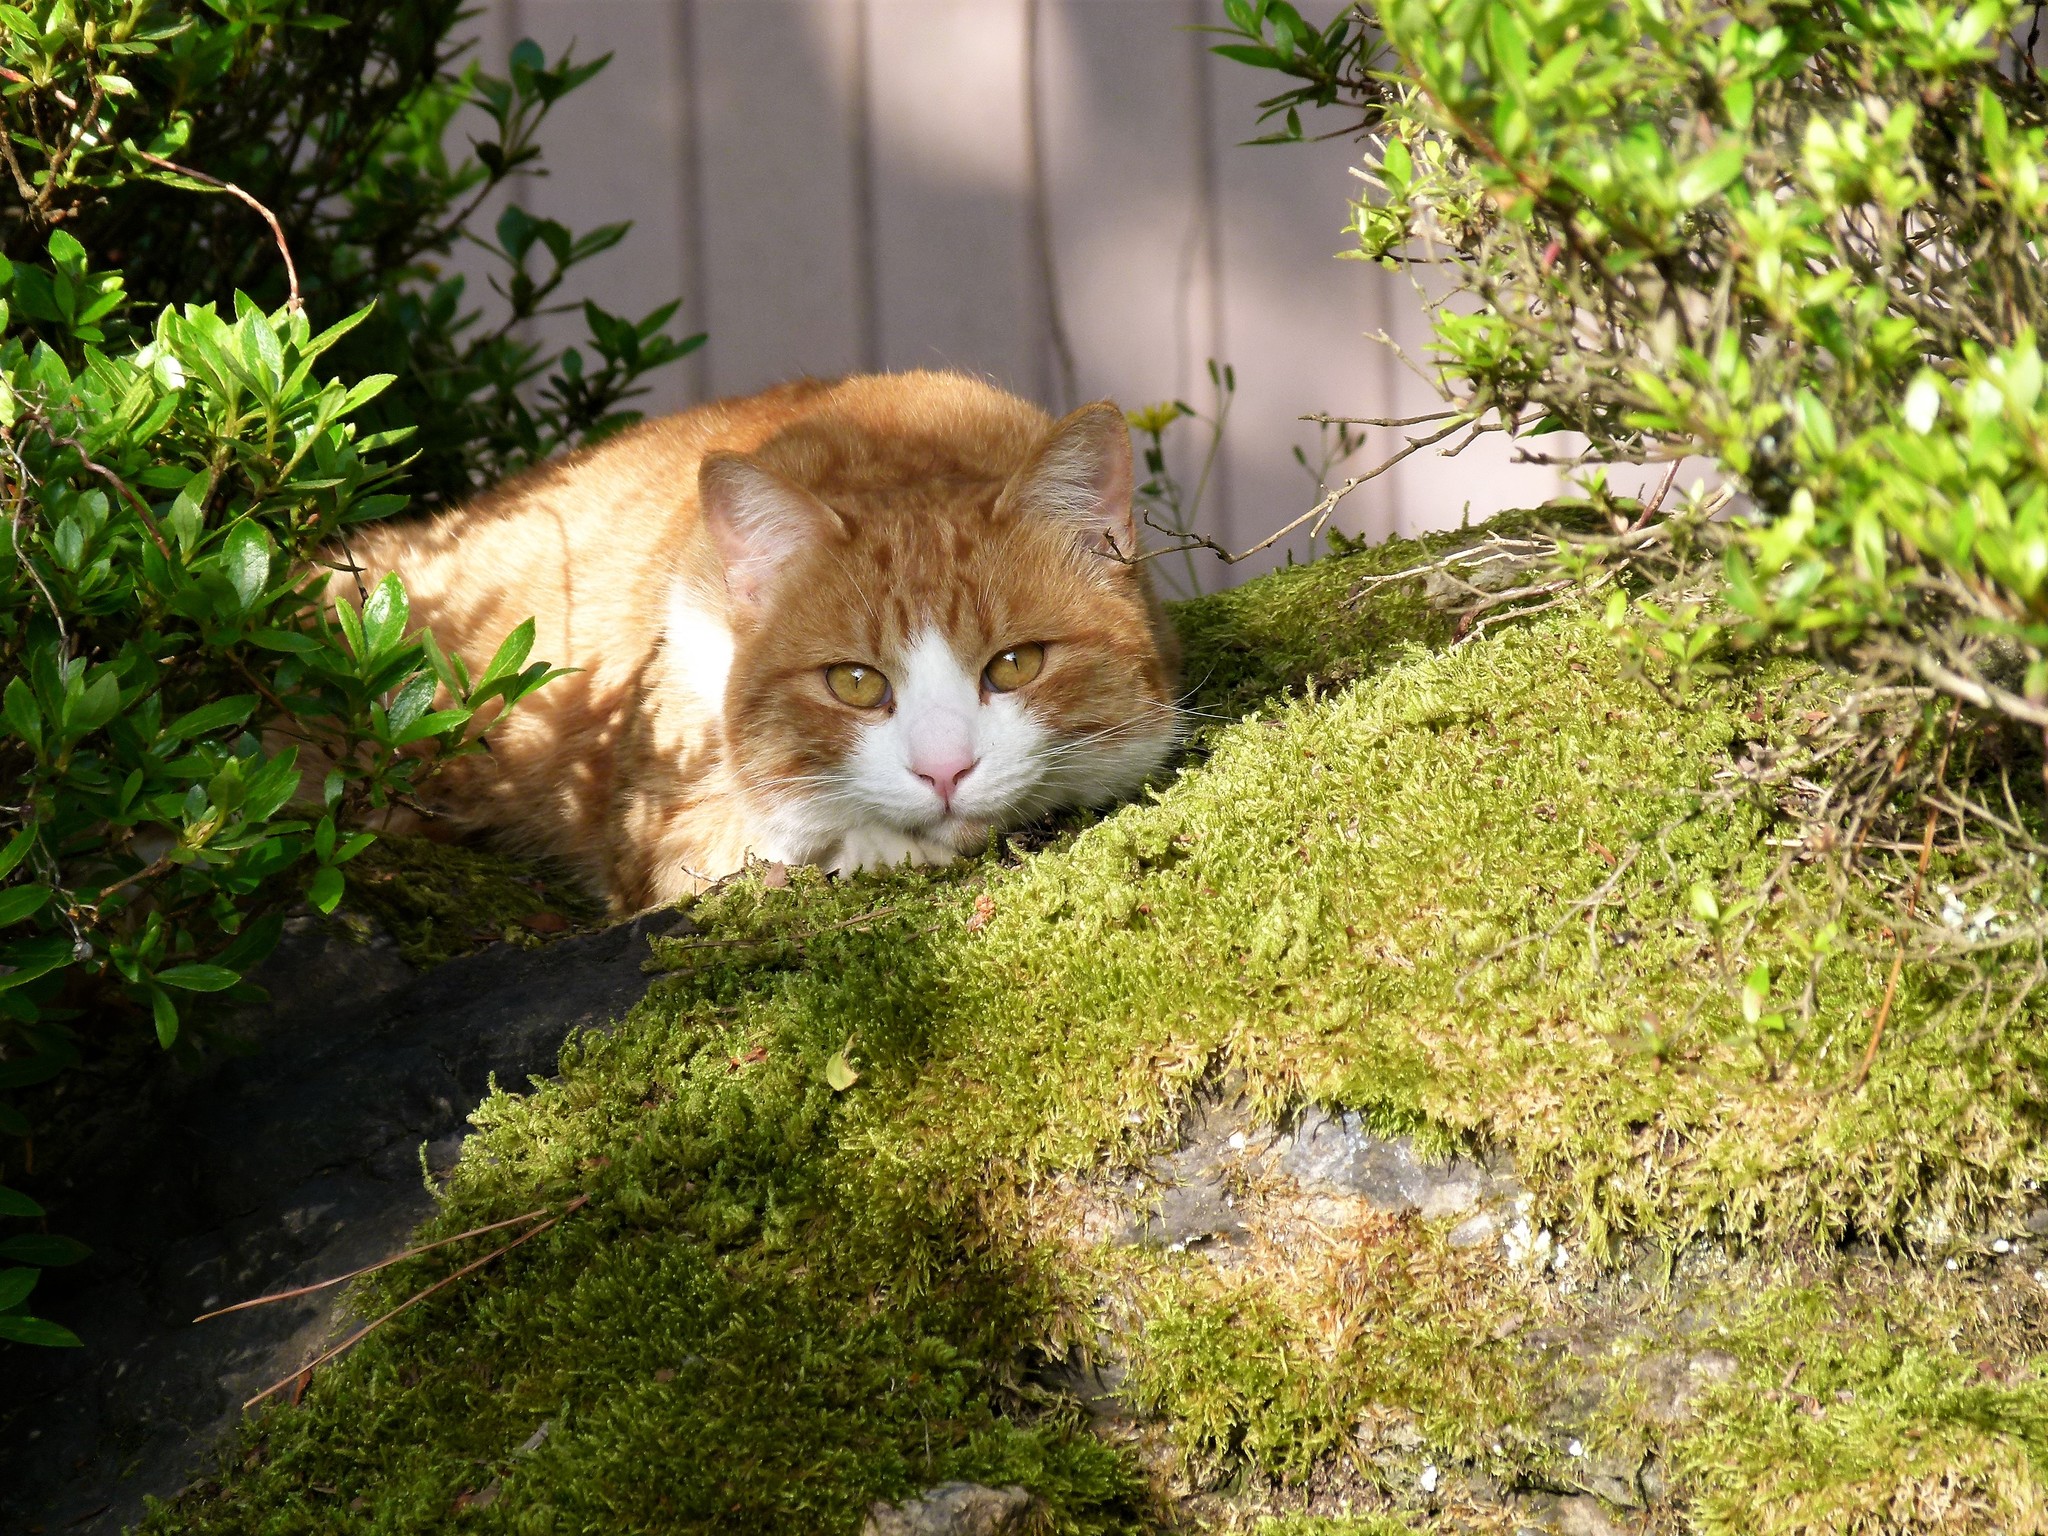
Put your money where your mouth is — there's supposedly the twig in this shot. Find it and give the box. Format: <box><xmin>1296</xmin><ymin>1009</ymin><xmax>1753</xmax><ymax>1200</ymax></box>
<box><xmin>134</xmin><ymin>151</ymin><xmax>301</xmax><ymax>313</ymax></box>
<box><xmin>1848</xmin><ymin>702</ymin><xmax>1961</xmax><ymax>1092</ymax></box>
<box><xmin>30</xmin><ymin>419</ymin><xmax>174</xmax><ymax>561</ymax></box>
<box><xmin>1904</xmin><ymin>646</ymin><xmax>2048</xmax><ymax>730</ymax></box>
<box><xmin>241</xmin><ymin>1196</ymin><xmax>588</xmax><ymax>1410</ymax></box>
<box><xmin>193</xmin><ymin>1206</ymin><xmax>554</xmax><ymax>1322</ymax></box>
<box><xmin>1121</xmin><ymin>413</ymin><xmax>1493</xmax><ymax>569</ymax></box>
<box><xmin>3</xmin><ymin>431</ymin><xmax>69</xmax><ymax>651</ymax></box>
<box><xmin>1460</xmin><ymin>845</ymin><xmax>1641</xmax><ymax>998</ymax></box>
<box><xmin>658</xmin><ymin>905</ymin><xmax>898</xmax><ymax>955</ymax></box>
<box><xmin>1299</xmin><ymin>409</ymin><xmax>1459</xmax><ymax>429</ymax></box>
<box><xmin>1630</xmin><ymin>460</ymin><xmax>1684</xmax><ymax>531</ymax></box>
<box><xmin>1451</xmin><ymin>583</ymin><xmax>1580</xmax><ymax>646</ymax></box>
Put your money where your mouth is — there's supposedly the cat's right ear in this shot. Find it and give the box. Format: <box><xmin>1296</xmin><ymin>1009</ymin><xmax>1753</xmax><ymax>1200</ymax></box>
<box><xmin>698</xmin><ymin>454</ymin><xmax>842</xmax><ymax>606</ymax></box>
<box><xmin>1002</xmin><ymin>402</ymin><xmax>1138</xmax><ymax>562</ymax></box>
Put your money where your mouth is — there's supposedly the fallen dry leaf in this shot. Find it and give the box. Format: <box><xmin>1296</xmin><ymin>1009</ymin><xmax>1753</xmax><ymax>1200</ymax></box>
<box><xmin>825</xmin><ymin>1037</ymin><xmax>860</xmax><ymax>1091</ymax></box>
<box><xmin>518</xmin><ymin>910</ymin><xmax>569</xmax><ymax>934</ymax></box>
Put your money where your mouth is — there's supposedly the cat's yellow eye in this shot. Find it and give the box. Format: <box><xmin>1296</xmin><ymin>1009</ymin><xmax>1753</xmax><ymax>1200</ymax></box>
<box><xmin>824</xmin><ymin>662</ymin><xmax>891</xmax><ymax>709</ymax></box>
<box><xmin>983</xmin><ymin>642</ymin><xmax>1045</xmax><ymax>693</ymax></box>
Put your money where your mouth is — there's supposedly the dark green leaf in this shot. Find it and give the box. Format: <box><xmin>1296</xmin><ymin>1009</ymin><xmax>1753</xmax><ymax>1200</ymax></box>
<box><xmin>166</xmin><ymin>695</ymin><xmax>257</xmax><ymax>742</ymax></box>
<box><xmin>0</xmin><ymin>1234</ymin><xmax>89</xmax><ymax>1267</ymax></box>
<box><xmin>0</xmin><ymin>1265</ymin><xmax>38</xmax><ymax>1311</ymax></box>
<box><xmin>155</xmin><ymin>963</ymin><xmax>240</xmax><ymax>992</ymax></box>
<box><xmin>0</xmin><ymin>885</ymin><xmax>51</xmax><ymax>926</ymax></box>
<box><xmin>0</xmin><ymin>1314</ymin><xmax>82</xmax><ymax>1347</ymax></box>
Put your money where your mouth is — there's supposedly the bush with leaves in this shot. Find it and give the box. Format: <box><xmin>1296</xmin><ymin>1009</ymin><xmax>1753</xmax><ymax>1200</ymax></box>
<box><xmin>3</xmin><ymin>0</ymin><xmax>702</xmax><ymax>503</ymax></box>
<box><xmin>0</xmin><ymin>1</ymin><xmax>694</xmax><ymax>1349</ymax></box>
<box><xmin>1216</xmin><ymin>0</ymin><xmax>2048</xmax><ymax>740</ymax></box>
<box><xmin>1206</xmin><ymin>2</ymin><xmax>2048</xmax><ymax>1007</ymax></box>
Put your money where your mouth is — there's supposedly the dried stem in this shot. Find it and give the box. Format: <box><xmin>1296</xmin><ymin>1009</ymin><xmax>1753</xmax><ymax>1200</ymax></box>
<box><xmin>659</xmin><ymin>905</ymin><xmax>898</xmax><ymax>955</ymax></box>
<box><xmin>30</xmin><ymin>417</ymin><xmax>174</xmax><ymax>561</ymax></box>
<box><xmin>194</xmin><ymin>1206</ymin><xmax>554</xmax><ymax>1323</ymax></box>
<box><xmin>241</xmin><ymin>1195</ymin><xmax>588</xmax><ymax>1410</ymax></box>
<box><xmin>135</xmin><ymin>151</ymin><xmax>301</xmax><ymax>313</ymax></box>
<box><xmin>1121</xmin><ymin>412</ymin><xmax>1500</xmax><ymax>569</ymax></box>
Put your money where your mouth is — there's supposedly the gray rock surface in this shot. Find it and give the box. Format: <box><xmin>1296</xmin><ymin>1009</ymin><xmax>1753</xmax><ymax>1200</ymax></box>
<box><xmin>1281</xmin><ymin>1106</ymin><xmax>1520</xmax><ymax>1218</ymax></box>
<box><xmin>0</xmin><ymin>910</ymin><xmax>680</xmax><ymax>1536</ymax></box>
<box><xmin>1635</xmin><ymin>1347</ymin><xmax>1739</xmax><ymax>1425</ymax></box>
<box><xmin>862</xmin><ymin>1482</ymin><xmax>1035</xmax><ymax>1536</ymax></box>
<box><xmin>1030</xmin><ymin>1350</ymin><xmax>1134</xmax><ymax>1425</ymax></box>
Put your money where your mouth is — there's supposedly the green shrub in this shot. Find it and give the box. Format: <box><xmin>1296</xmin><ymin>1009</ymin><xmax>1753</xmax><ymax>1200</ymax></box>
<box><xmin>1215</xmin><ymin>0</ymin><xmax>2048</xmax><ymax>751</ymax></box>
<box><xmin>0</xmin><ymin>1</ymin><xmax>695</xmax><ymax>1347</ymax></box>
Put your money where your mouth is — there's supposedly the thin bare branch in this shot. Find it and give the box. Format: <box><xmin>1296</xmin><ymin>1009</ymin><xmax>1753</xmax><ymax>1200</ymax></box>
<box><xmin>242</xmin><ymin>1196</ymin><xmax>588</xmax><ymax>1410</ymax></box>
<box><xmin>194</xmin><ymin>1206</ymin><xmax>554</xmax><ymax>1323</ymax></box>
<box><xmin>135</xmin><ymin>151</ymin><xmax>301</xmax><ymax>313</ymax></box>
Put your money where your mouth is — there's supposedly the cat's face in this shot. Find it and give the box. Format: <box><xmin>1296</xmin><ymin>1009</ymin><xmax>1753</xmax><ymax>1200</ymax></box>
<box><xmin>692</xmin><ymin>402</ymin><xmax>1179</xmax><ymax>867</ymax></box>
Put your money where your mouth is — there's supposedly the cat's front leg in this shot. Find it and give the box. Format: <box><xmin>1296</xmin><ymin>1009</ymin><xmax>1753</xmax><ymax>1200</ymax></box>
<box><xmin>823</xmin><ymin>825</ymin><xmax>959</xmax><ymax>877</ymax></box>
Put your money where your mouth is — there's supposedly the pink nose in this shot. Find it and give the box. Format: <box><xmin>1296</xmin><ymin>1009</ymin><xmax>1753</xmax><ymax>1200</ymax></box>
<box><xmin>914</xmin><ymin>757</ymin><xmax>977</xmax><ymax>807</ymax></box>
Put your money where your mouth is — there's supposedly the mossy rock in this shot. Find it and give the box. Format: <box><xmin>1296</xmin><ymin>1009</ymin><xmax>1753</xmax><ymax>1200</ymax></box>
<box><xmin>145</xmin><ymin>522</ymin><xmax>2048</xmax><ymax>1535</ymax></box>
<box><xmin>338</xmin><ymin>835</ymin><xmax>605</xmax><ymax>969</ymax></box>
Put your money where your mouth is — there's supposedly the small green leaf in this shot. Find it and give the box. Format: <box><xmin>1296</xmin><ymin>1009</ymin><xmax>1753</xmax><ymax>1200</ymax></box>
<box><xmin>70</xmin><ymin>672</ymin><xmax>122</xmax><ymax>734</ymax></box>
<box><xmin>165</xmin><ymin>695</ymin><xmax>257</xmax><ymax>742</ymax></box>
<box><xmin>0</xmin><ymin>824</ymin><xmax>35</xmax><ymax>882</ymax></box>
<box><xmin>824</xmin><ymin>1037</ymin><xmax>860</xmax><ymax>1092</ymax></box>
<box><xmin>221</xmin><ymin>521</ymin><xmax>274</xmax><ymax>610</ymax></box>
<box><xmin>477</xmin><ymin>618</ymin><xmax>537</xmax><ymax>692</ymax></box>
<box><xmin>1675</xmin><ymin>139</ymin><xmax>1748</xmax><ymax>207</ymax></box>
<box><xmin>151</xmin><ymin>986</ymin><xmax>179</xmax><ymax>1048</ymax></box>
<box><xmin>1741</xmin><ymin>961</ymin><xmax>1770</xmax><ymax>1025</ymax></box>
<box><xmin>0</xmin><ymin>884</ymin><xmax>51</xmax><ymax>926</ymax></box>
<box><xmin>2</xmin><ymin>679</ymin><xmax>40</xmax><ymax>754</ymax></box>
<box><xmin>0</xmin><ymin>1313</ymin><xmax>83</xmax><ymax>1347</ymax></box>
<box><xmin>1689</xmin><ymin>882</ymin><xmax>1721</xmax><ymax>924</ymax></box>
<box><xmin>155</xmin><ymin>963</ymin><xmax>240</xmax><ymax>992</ymax></box>
<box><xmin>0</xmin><ymin>1187</ymin><xmax>45</xmax><ymax>1219</ymax></box>
<box><xmin>361</xmin><ymin>574</ymin><xmax>409</xmax><ymax>659</ymax></box>
<box><xmin>0</xmin><ymin>1233</ymin><xmax>89</xmax><ymax>1267</ymax></box>
<box><xmin>0</xmin><ymin>1264</ymin><xmax>38</xmax><ymax>1311</ymax></box>
<box><xmin>0</xmin><ymin>935</ymin><xmax>76</xmax><ymax>994</ymax></box>
<box><xmin>307</xmin><ymin>865</ymin><xmax>344</xmax><ymax>915</ymax></box>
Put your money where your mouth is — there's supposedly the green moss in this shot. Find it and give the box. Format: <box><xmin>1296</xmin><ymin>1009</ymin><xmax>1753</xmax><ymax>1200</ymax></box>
<box><xmin>1674</xmin><ymin>1261</ymin><xmax>2048</xmax><ymax>1535</ymax></box>
<box><xmin>145</xmin><ymin>530</ymin><xmax>2048</xmax><ymax>1534</ymax></box>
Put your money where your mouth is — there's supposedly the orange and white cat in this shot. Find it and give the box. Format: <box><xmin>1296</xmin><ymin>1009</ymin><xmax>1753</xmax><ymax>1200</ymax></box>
<box><xmin>336</xmin><ymin>371</ymin><xmax>1181</xmax><ymax>911</ymax></box>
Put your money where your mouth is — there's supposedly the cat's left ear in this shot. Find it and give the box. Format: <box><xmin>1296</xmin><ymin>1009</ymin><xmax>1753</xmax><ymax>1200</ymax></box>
<box><xmin>698</xmin><ymin>453</ymin><xmax>843</xmax><ymax>607</ymax></box>
<box><xmin>1002</xmin><ymin>402</ymin><xmax>1137</xmax><ymax>561</ymax></box>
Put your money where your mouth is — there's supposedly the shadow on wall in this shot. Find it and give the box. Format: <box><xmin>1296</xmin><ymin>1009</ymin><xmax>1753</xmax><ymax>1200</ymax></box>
<box><xmin>458</xmin><ymin>0</ymin><xmax>1561</xmax><ymax>586</ymax></box>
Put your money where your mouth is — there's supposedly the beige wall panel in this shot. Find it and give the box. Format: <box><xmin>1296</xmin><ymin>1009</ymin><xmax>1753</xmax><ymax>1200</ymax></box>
<box><xmin>433</xmin><ymin>2</ymin><xmax>525</xmax><ymax>346</ymax></box>
<box><xmin>863</xmin><ymin>0</ymin><xmax>1039</xmax><ymax>389</ymax></box>
<box><xmin>1376</xmin><ymin>269</ymin><xmax>1561</xmax><ymax>534</ymax></box>
<box><xmin>700</xmin><ymin>0</ymin><xmax>867</xmax><ymax>395</ymax></box>
<box><xmin>1203</xmin><ymin>33</ymin><xmax>1408</xmax><ymax>574</ymax></box>
<box><xmin>1038</xmin><ymin>2</ymin><xmax>1216</xmax><ymax>410</ymax></box>
<box><xmin>444</xmin><ymin>0</ymin><xmax>1566</xmax><ymax>578</ymax></box>
<box><xmin>496</xmin><ymin>0</ymin><xmax>696</xmax><ymax>419</ymax></box>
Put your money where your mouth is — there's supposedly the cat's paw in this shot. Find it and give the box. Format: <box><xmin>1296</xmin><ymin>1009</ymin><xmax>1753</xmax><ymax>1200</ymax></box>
<box><xmin>824</xmin><ymin>826</ymin><xmax>959</xmax><ymax>876</ymax></box>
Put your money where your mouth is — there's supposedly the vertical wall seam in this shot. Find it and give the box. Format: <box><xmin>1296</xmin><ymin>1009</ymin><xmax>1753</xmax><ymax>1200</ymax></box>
<box><xmin>849</xmin><ymin>0</ymin><xmax>882</xmax><ymax>373</ymax></box>
<box><xmin>499</xmin><ymin>0</ymin><xmax>532</xmax><ymax>357</ymax></box>
<box><xmin>1189</xmin><ymin>0</ymin><xmax>1230</xmax><ymax>560</ymax></box>
<box><xmin>1023</xmin><ymin>0</ymin><xmax>1078</xmax><ymax>411</ymax></box>
<box><xmin>676</xmin><ymin>0</ymin><xmax>711</xmax><ymax>401</ymax></box>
